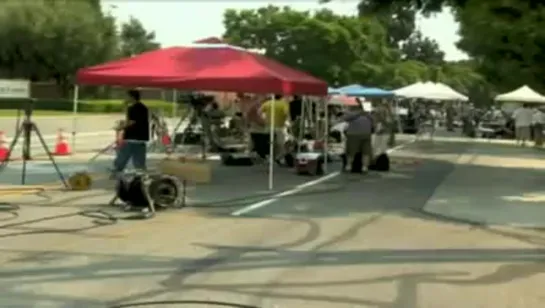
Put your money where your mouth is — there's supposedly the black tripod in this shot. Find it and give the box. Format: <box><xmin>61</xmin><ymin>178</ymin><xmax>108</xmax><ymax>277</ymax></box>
<box><xmin>0</xmin><ymin>100</ymin><xmax>68</xmax><ymax>187</ymax></box>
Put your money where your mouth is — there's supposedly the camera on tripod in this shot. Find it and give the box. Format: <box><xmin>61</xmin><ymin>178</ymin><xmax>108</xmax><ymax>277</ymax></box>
<box><xmin>179</xmin><ymin>92</ymin><xmax>215</xmax><ymax>113</ymax></box>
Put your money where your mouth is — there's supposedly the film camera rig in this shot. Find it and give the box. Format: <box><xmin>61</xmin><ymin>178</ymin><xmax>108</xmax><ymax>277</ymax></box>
<box><xmin>171</xmin><ymin>92</ymin><xmax>226</xmax><ymax>156</ymax></box>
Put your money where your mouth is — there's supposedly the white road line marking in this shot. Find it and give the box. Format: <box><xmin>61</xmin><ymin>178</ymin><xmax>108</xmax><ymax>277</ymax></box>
<box><xmin>231</xmin><ymin>171</ymin><xmax>340</xmax><ymax>216</ymax></box>
<box><xmin>230</xmin><ymin>138</ymin><xmax>417</xmax><ymax>216</ymax></box>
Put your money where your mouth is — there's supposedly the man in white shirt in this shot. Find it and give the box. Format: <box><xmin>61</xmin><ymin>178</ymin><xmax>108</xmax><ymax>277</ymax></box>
<box><xmin>512</xmin><ymin>104</ymin><xmax>533</xmax><ymax>146</ymax></box>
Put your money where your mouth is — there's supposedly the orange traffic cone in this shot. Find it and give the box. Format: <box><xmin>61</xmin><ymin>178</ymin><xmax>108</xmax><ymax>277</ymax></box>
<box><xmin>0</xmin><ymin>131</ymin><xmax>10</xmax><ymax>162</ymax></box>
<box><xmin>54</xmin><ymin>129</ymin><xmax>71</xmax><ymax>156</ymax></box>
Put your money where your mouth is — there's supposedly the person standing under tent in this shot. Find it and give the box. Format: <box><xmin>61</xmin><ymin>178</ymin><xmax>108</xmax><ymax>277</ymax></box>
<box><xmin>260</xmin><ymin>94</ymin><xmax>290</xmax><ymax>165</ymax></box>
<box><xmin>342</xmin><ymin>104</ymin><xmax>374</xmax><ymax>174</ymax></box>
<box><xmin>374</xmin><ymin>103</ymin><xmax>390</xmax><ymax>155</ymax></box>
<box><xmin>445</xmin><ymin>102</ymin><xmax>454</xmax><ymax>131</ymax></box>
<box><xmin>512</xmin><ymin>103</ymin><xmax>533</xmax><ymax>147</ymax></box>
<box><xmin>532</xmin><ymin>107</ymin><xmax>545</xmax><ymax>147</ymax></box>
<box><xmin>379</xmin><ymin>101</ymin><xmax>396</xmax><ymax>146</ymax></box>
<box><xmin>246</xmin><ymin>96</ymin><xmax>268</xmax><ymax>161</ymax></box>
<box><xmin>111</xmin><ymin>89</ymin><xmax>150</xmax><ymax>178</ymax></box>
<box><xmin>428</xmin><ymin>106</ymin><xmax>438</xmax><ymax>140</ymax></box>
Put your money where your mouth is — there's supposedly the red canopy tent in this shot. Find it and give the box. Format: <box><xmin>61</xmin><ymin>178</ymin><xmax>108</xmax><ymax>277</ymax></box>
<box><xmin>74</xmin><ymin>44</ymin><xmax>329</xmax><ymax>191</ymax></box>
<box><xmin>76</xmin><ymin>45</ymin><xmax>327</xmax><ymax>96</ymax></box>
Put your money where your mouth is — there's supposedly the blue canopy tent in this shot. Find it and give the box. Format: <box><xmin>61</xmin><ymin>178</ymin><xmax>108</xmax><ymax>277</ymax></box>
<box><xmin>338</xmin><ymin>84</ymin><xmax>394</xmax><ymax>97</ymax></box>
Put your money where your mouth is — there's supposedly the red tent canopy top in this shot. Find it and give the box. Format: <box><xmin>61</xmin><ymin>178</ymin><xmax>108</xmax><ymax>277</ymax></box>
<box><xmin>76</xmin><ymin>45</ymin><xmax>327</xmax><ymax>96</ymax></box>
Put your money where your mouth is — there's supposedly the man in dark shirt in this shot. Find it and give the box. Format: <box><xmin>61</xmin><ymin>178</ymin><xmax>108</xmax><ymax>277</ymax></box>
<box><xmin>112</xmin><ymin>89</ymin><xmax>150</xmax><ymax>176</ymax></box>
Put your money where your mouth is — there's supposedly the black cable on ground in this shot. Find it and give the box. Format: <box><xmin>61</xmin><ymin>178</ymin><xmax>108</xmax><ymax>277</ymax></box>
<box><xmin>0</xmin><ymin>208</ymin><xmax>119</xmax><ymax>230</ymax></box>
<box><xmin>108</xmin><ymin>300</ymin><xmax>259</xmax><ymax>308</ymax></box>
<box><xmin>0</xmin><ymin>202</ymin><xmax>20</xmax><ymax>212</ymax></box>
<box><xmin>0</xmin><ymin>202</ymin><xmax>20</xmax><ymax>222</ymax></box>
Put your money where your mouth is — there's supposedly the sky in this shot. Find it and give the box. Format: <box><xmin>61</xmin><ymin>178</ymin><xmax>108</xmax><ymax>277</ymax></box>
<box><xmin>103</xmin><ymin>0</ymin><xmax>467</xmax><ymax>61</ymax></box>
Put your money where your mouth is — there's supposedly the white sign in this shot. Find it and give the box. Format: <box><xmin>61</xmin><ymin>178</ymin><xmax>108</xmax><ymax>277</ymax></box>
<box><xmin>0</xmin><ymin>79</ymin><xmax>31</xmax><ymax>99</ymax></box>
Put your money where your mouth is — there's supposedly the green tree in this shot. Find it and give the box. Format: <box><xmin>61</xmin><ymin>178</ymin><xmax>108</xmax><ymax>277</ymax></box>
<box><xmin>223</xmin><ymin>5</ymin><xmax>396</xmax><ymax>86</ymax></box>
<box><xmin>357</xmin><ymin>1</ymin><xmax>416</xmax><ymax>47</ymax></box>
<box><xmin>324</xmin><ymin>0</ymin><xmax>545</xmax><ymax>93</ymax></box>
<box><xmin>321</xmin><ymin>0</ymin><xmax>455</xmax><ymax>15</ymax></box>
<box><xmin>358</xmin><ymin>0</ymin><xmax>444</xmax><ymax>65</ymax></box>
<box><xmin>223</xmin><ymin>3</ymin><xmax>482</xmax><ymax>98</ymax></box>
<box><xmin>119</xmin><ymin>17</ymin><xmax>160</xmax><ymax>57</ymax></box>
<box><xmin>0</xmin><ymin>0</ymin><xmax>118</xmax><ymax>92</ymax></box>
<box><xmin>454</xmin><ymin>0</ymin><xmax>545</xmax><ymax>91</ymax></box>
<box><xmin>401</xmin><ymin>31</ymin><xmax>445</xmax><ymax>64</ymax></box>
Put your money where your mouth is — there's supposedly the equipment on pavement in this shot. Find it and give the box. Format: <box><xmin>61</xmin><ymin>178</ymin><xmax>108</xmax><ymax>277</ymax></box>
<box><xmin>368</xmin><ymin>153</ymin><xmax>390</xmax><ymax>171</ymax></box>
<box><xmin>157</xmin><ymin>156</ymin><xmax>212</xmax><ymax>184</ymax></box>
<box><xmin>220</xmin><ymin>145</ymin><xmax>255</xmax><ymax>166</ymax></box>
<box><xmin>111</xmin><ymin>172</ymin><xmax>186</xmax><ymax>216</ymax></box>
<box><xmin>68</xmin><ymin>171</ymin><xmax>93</xmax><ymax>190</ymax></box>
<box><xmin>295</xmin><ymin>152</ymin><xmax>324</xmax><ymax>176</ymax></box>
<box><xmin>341</xmin><ymin>152</ymin><xmax>390</xmax><ymax>173</ymax></box>
<box><xmin>0</xmin><ymin>100</ymin><xmax>68</xmax><ymax>187</ymax></box>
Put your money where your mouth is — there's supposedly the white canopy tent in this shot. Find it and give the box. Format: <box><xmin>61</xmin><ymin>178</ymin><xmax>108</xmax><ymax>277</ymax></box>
<box><xmin>392</xmin><ymin>82</ymin><xmax>425</xmax><ymax>97</ymax></box>
<box><xmin>495</xmin><ymin>85</ymin><xmax>545</xmax><ymax>103</ymax></box>
<box><xmin>393</xmin><ymin>81</ymin><xmax>468</xmax><ymax>101</ymax></box>
<box><xmin>434</xmin><ymin>82</ymin><xmax>468</xmax><ymax>101</ymax></box>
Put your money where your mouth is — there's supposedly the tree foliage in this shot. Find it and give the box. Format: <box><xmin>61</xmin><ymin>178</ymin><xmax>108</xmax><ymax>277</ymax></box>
<box><xmin>119</xmin><ymin>17</ymin><xmax>160</xmax><ymax>57</ymax></box>
<box><xmin>223</xmin><ymin>5</ymin><xmax>484</xmax><ymax>97</ymax></box>
<box><xmin>357</xmin><ymin>1</ymin><xmax>416</xmax><ymax>47</ymax></box>
<box><xmin>0</xmin><ymin>0</ymin><xmax>160</xmax><ymax>93</ymax></box>
<box><xmin>454</xmin><ymin>0</ymin><xmax>545</xmax><ymax>92</ymax></box>
<box><xmin>323</xmin><ymin>0</ymin><xmax>545</xmax><ymax>95</ymax></box>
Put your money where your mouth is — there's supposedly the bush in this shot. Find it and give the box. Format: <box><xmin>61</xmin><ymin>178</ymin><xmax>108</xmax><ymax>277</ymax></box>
<box><xmin>0</xmin><ymin>98</ymin><xmax>185</xmax><ymax>115</ymax></box>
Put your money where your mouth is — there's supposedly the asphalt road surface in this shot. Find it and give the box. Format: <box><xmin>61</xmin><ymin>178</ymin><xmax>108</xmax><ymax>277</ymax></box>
<box><xmin>1</xmin><ymin>137</ymin><xmax>544</xmax><ymax>307</ymax></box>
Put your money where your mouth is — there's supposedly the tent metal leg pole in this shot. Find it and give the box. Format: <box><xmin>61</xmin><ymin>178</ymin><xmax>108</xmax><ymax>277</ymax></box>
<box><xmin>268</xmin><ymin>94</ymin><xmax>275</xmax><ymax>191</ymax></box>
<box><xmin>297</xmin><ymin>99</ymin><xmax>306</xmax><ymax>153</ymax></box>
<box><xmin>71</xmin><ymin>85</ymin><xmax>79</xmax><ymax>154</ymax></box>
<box><xmin>324</xmin><ymin>98</ymin><xmax>329</xmax><ymax>173</ymax></box>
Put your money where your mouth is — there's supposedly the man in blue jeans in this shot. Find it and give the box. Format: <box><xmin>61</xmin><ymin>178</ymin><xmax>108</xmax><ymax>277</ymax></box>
<box><xmin>111</xmin><ymin>89</ymin><xmax>150</xmax><ymax>177</ymax></box>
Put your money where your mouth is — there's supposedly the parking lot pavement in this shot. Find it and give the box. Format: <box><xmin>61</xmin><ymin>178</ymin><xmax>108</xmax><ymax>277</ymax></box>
<box><xmin>423</xmin><ymin>140</ymin><xmax>545</xmax><ymax>227</ymax></box>
<box><xmin>2</xmin><ymin>139</ymin><xmax>545</xmax><ymax>307</ymax></box>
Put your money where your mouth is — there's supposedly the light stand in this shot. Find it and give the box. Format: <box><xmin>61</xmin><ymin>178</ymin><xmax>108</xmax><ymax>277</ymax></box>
<box><xmin>0</xmin><ymin>99</ymin><xmax>68</xmax><ymax>187</ymax></box>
